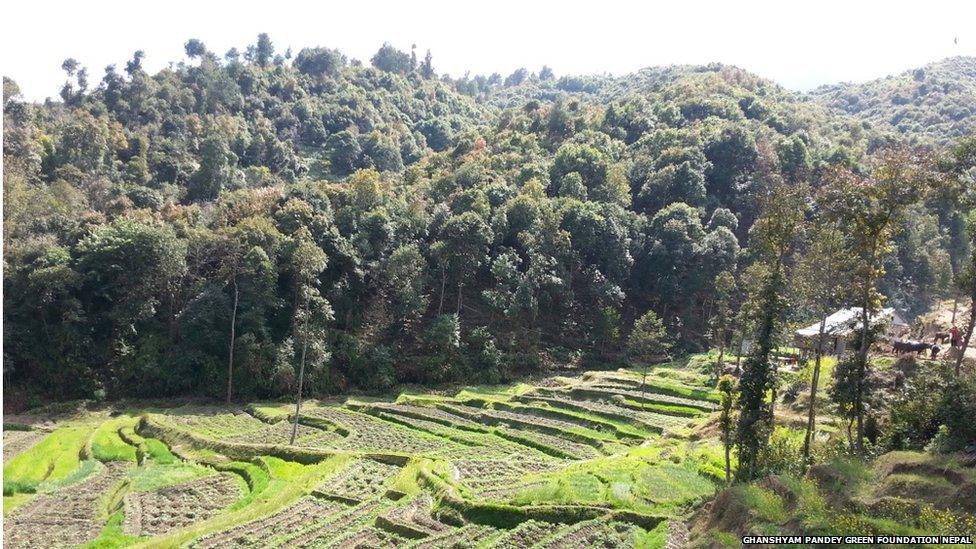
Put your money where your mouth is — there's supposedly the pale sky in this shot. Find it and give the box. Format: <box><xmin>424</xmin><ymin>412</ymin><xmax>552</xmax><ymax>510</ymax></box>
<box><xmin>2</xmin><ymin>0</ymin><xmax>975</xmax><ymax>102</ymax></box>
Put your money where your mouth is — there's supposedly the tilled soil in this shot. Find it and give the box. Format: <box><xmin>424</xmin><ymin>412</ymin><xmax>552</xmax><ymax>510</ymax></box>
<box><xmin>3</xmin><ymin>461</ymin><xmax>129</xmax><ymax>549</ymax></box>
<box><xmin>2</xmin><ymin>430</ymin><xmax>47</xmax><ymax>462</ymax></box>
<box><xmin>123</xmin><ymin>472</ymin><xmax>242</xmax><ymax>537</ymax></box>
<box><xmin>192</xmin><ymin>496</ymin><xmax>346</xmax><ymax>548</ymax></box>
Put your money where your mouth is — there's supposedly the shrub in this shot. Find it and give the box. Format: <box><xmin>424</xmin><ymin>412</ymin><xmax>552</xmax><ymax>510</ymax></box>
<box><xmin>884</xmin><ymin>362</ymin><xmax>976</xmax><ymax>452</ymax></box>
<box><xmin>465</xmin><ymin>327</ymin><xmax>509</xmax><ymax>384</ymax></box>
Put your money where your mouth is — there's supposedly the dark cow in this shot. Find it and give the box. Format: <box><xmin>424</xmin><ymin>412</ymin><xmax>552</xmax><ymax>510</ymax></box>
<box><xmin>933</xmin><ymin>331</ymin><xmax>950</xmax><ymax>344</ymax></box>
<box><xmin>892</xmin><ymin>339</ymin><xmax>932</xmax><ymax>356</ymax></box>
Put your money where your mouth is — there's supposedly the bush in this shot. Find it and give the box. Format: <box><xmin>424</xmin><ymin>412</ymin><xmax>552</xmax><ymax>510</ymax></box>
<box><xmin>884</xmin><ymin>362</ymin><xmax>976</xmax><ymax>452</ymax></box>
<box><xmin>465</xmin><ymin>327</ymin><xmax>509</xmax><ymax>384</ymax></box>
<box><xmin>756</xmin><ymin>427</ymin><xmax>805</xmax><ymax>478</ymax></box>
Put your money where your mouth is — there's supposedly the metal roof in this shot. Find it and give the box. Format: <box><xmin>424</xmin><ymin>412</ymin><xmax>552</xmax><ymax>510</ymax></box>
<box><xmin>796</xmin><ymin>307</ymin><xmax>905</xmax><ymax>338</ymax></box>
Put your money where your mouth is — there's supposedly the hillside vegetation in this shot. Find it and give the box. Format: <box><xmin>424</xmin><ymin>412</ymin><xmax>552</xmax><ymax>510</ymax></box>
<box><xmin>810</xmin><ymin>56</ymin><xmax>976</xmax><ymax>146</ymax></box>
<box><xmin>4</xmin><ymin>36</ymin><xmax>972</xmax><ymax>404</ymax></box>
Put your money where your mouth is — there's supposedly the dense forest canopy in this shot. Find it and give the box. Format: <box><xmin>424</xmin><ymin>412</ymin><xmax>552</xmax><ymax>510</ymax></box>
<box><xmin>3</xmin><ymin>34</ymin><xmax>973</xmax><ymax>403</ymax></box>
<box><xmin>810</xmin><ymin>56</ymin><xmax>976</xmax><ymax>146</ymax></box>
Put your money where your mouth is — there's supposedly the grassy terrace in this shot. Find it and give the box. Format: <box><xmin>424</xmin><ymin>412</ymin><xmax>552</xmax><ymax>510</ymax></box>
<box><xmin>2</xmin><ymin>362</ymin><xmax>723</xmax><ymax>548</ymax></box>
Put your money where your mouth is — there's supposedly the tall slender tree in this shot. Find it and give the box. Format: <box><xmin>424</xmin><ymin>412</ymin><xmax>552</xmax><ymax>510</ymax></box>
<box><xmin>795</xmin><ymin>221</ymin><xmax>849</xmax><ymax>464</ymax></box>
<box><xmin>736</xmin><ymin>182</ymin><xmax>805</xmax><ymax>480</ymax></box>
<box><xmin>288</xmin><ymin>229</ymin><xmax>331</xmax><ymax>445</ymax></box>
<box><xmin>820</xmin><ymin>148</ymin><xmax>929</xmax><ymax>452</ymax></box>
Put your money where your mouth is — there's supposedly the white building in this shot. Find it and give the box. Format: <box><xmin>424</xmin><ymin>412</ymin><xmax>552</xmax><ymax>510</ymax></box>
<box><xmin>794</xmin><ymin>307</ymin><xmax>909</xmax><ymax>357</ymax></box>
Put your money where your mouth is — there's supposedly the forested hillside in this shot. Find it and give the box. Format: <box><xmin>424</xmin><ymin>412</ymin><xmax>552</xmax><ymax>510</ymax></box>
<box><xmin>810</xmin><ymin>56</ymin><xmax>976</xmax><ymax>145</ymax></box>
<box><xmin>2</xmin><ymin>35</ymin><xmax>972</xmax><ymax>404</ymax></box>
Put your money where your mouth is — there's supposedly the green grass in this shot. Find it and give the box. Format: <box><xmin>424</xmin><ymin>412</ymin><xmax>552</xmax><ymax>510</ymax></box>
<box><xmin>37</xmin><ymin>458</ymin><xmax>101</xmax><ymax>492</ymax></box>
<box><xmin>390</xmin><ymin>458</ymin><xmax>426</xmax><ymax>497</ymax></box>
<box><xmin>513</xmin><ymin>443</ymin><xmax>717</xmax><ymax>514</ymax></box>
<box><xmin>635</xmin><ymin>520</ymin><xmax>670</xmax><ymax>549</ymax></box>
<box><xmin>258</xmin><ymin>456</ymin><xmax>306</xmax><ymax>480</ymax></box>
<box><xmin>90</xmin><ymin>418</ymin><xmax>139</xmax><ymax>462</ymax></box>
<box><xmin>735</xmin><ymin>484</ymin><xmax>788</xmax><ymax>523</ymax></box>
<box><xmin>3</xmin><ymin>425</ymin><xmax>92</xmax><ymax>495</ymax></box>
<box><xmin>119</xmin><ymin>425</ymin><xmax>177</xmax><ymax>464</ymax></box>
<box><xmin>3</xmin><ymin>493</ymin><xmax>34</xmax><ymax>514</ymax></box>
<box><xmin>82</xmin><ymin>510</ymin><xmax>142</xmax><ymax>548</ymax></box>
<box><xmin>142</xmin><ymin>438</ymin><xmax>177</xmax><ymax>463</ymax></box>
<box><xmin>135</xmin><ymin>454</ymin><xmax>352</xmax><ymax>548</ymax></box>
<box><xmin>217</xmin><ymin>461</ymin><xmax>269</xmax><ymax>510</ymax></box>
<box><xmin>126</xmin><ymin>461</ymin><xmax>213</xmax><ymax>492</ymax></box>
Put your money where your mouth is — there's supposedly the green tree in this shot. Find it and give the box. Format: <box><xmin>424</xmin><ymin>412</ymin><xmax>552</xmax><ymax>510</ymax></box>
<box><xmin>736</xmin><ymin>183</ymin><xmax>804</xmax><ymax>480</ymax></box>
<box><xmin>325</xmin><ymin>131</ymin><xmax>362</xmax><ymax>176</ymax></box>
<box><xmin>294</xmin><ymin>47</ymin><xmax>345</xmax><ymax>78</ymax></box>
<box><xmin>627</xmin><ymin>310</ymin><xmax>672</xmax><ymax>411</ymax></box>
<box><xmin>371</xmin><ymin>43</ymin><xmax>413</xmax><ymax>74</ymax></box>
<box><xmin>288</xmin><ymin>229</ymin><xmax>332</xmax><ymax>444</ymax></box>
<box><xmin>820</xmin><ymin>148</ymin><xmax>929</xmax><ymax>452</ymax></box>
<box><xmin>717</xmin><ymin>374</ymin><xmax>737</xmax><ymax>484</ymax></box>
<box><xmin>254</xmin><ymin>33</ymin><xmax>274</xmax><ymax>67</ymax></box>
<box><xmin>711</xmin><ymin>271</ymin><xmax>737</xmax><ymax>379</ymax></box>
<box><xmin>795</xmin><ymin>221</ymin><xmax>849</xmax><ymax>464</ymax></box>
<box><xmin>189</xmin><ymin>136</ymin><xmax>239</xmax><ymax>201</ymax></box>
<box><xmin>419</xmin><ymin>50</ymin><xmax>435</xmax><ymax>79</ymax></box>
<box><xmin>431</xmin><ymin>212</ymin><xmax>491</xmax><ymax>315</ymax></box>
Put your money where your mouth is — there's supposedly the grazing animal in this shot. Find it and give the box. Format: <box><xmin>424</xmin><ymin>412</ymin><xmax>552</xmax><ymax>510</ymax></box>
<box><xmin>892</xmin><ymin>339</ymin><xmax>932</xmax><ymax>356</ymax></box>
<box><xmin>933</xmin><ymin>331</ymin><xmax>950</xmax><ymax>344</ymax></box>
<box><xmin>930</xmin><ymin>345</ymin><xmax>941</xmax><ymax>360</ymax></box>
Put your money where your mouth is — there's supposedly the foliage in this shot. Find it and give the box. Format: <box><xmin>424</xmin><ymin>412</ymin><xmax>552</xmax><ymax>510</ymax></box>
<box><xmin>2</xmin><ymin>35</ymin><xmax>969</xmax><ymax>403</ymax></box>
<box><xmin>810</xmin><ymin>57</ymin><xmax>976</xmax><ymax>146</ymax></box>
<box><xmin>3</xmin><ymin>426</ymin><xmax>91</xmax><ymax>495</ymax></box>
<box><xmin>884</xmin><ymin>362</ymin><xmax>976</xmax><ymax>452</ymax></box>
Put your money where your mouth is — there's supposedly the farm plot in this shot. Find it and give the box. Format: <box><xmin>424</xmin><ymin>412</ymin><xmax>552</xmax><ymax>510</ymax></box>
<box><xmin>366</xmin><ymin>402</ymin><xmax>485</xmax><ymax>430</ymax></box>
<box><xmin>224</xmin><ymin>420</ymin><xmax>343</xmax><ymax>447</ymax></box>
<box><xmin>452</xmin><ymin>457</ymin><xmax>560</xmax><ymax>499</ymax></box>
<box><xmin>360</xmin><ymin>406</ymin><xmax>547</xmax><ymax>461</ymax></box>
<box><xmin>303</xmin><ymin>406</ymin><xmax>466</xmax><ymax>456</ymax></box>
<box><xmin>518</xmin><ymin>392</ymin><xmax>693</xmax><ymax>431</ymax></box>
<box><xmin>430</xmin><ymin>402</ymin><xmax>601</xmax><ymax>459</ymax></box>
<box><xmin>279</xmin><ymin>498</ymin><xmax>392</xmax><ymax>547</ymax></box>
<box><xmin>378</xmin><ymin>493</ymin><xmax>453</xmax><ymax>538</ymax></box>
<box><xmin>3</xmin><ymin>461</ymin><xmax>129</xmax><ymax>548</ymax></box>
<box><xmin>326</xmin><ymin>526</ymin><xmax>405</xmax><ymax>548</ymax></box>
<box><xmin>536</xmin><ymin>519</ymin><xmax>642</xmax><ymax>548</ymax></box>
<box><xmin>492</xmin><ymin>519</ymin><xmax>563</xmax><ymax>548</ymax></box>
<box><xmin>123</xmin><ymin>472</ymin><xmax>243</xmax><ymax>537</ymax></box>
<box><xmin>2</xmin><ymin>429</ymin><xmax>46</xmax><ymax>462</ymax></box>
<box><xmin>192</xmin><ymin>496</ymin><xmax>347</xmax><ymax>548</ymax></box>
<box><xmin>4</xmin><ymin>359</ymin><xmax>724</xmax><ymax>547</ymax></box>
<box><xmin>160</xmin><ymin>411</ymin><xmax>271</xmax><ymax>440</ymax></box>
<box><xmin>313</xmin><ymin>459</ymin><xmax>402</xmax><ymax>502</ymax></box>
<box><xmin>568</xmin><ymin>385</ymin><xmax>719</xmax><ymax>413</ymax></box>
<box><xmin>460</xmin><ymin>402</ymin><xmax>616</xmax><ymax>444</ymax></box>
<box><xmin>406</xmin><ymin>524</ymin><xmax>503</xmax><ymax>548</ymax></box>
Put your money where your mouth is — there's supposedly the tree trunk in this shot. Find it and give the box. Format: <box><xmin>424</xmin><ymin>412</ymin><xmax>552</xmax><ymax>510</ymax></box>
<box><xmin>855</xmin><ymin>293</ymin><xmax>871</xmax><ymax>454</ymax></box>
<box><xmin>802</xmin><ymin>313</ymin><xmax>828</xmax><ymax>465</ymax></box>
<box><xmin>951</xmin><ymin>294</ymin><xmax>959</xmax><ymax>325</ymax></box>
<box><xmin>716</xmin><ymin>343</ymin><xmax>726</xmax><ymax>380</ymax></box>
<box><xmin>437</xmin><ymin>270</ymin><xmax>446</xmax><ymax>315</ymax></box>
<box><xmin>639</xmin><ymin>364</ymin><xmax>648</xmax><ymax>411</ymax></box>
<box><xmin>956</xmin><ymin>298</ymin><xmax>975</xmax><ymax>376</ymax></box>
<box><xmin>724</xmin><ymin>431</ymin><xmax>731</xmax><ymax>485</ymax></box>
<box><xmin>226</xmin><ymin>276</ymin><xmax>239</xmax><ymax>405</ymax></box>
<box><xmin>854</xmin><ymin>242</ymin><xmax>878</xmax><ymax>455</ymax></box>
<box><xmin>290</xmin><ymin>297</ymin><xmax>311</xmax><ymax>446</ymax></box>
<box><xmin>457</xmin><ymin>282</ymin><xmax>462</xmax><ymax>315</ymax></box>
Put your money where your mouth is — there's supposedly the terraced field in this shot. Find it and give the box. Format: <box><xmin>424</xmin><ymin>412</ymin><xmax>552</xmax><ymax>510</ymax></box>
<box><xmin>2</xmin><ymin>365</ymin><xmax>723</xmax><ymax>547</ymax></box>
